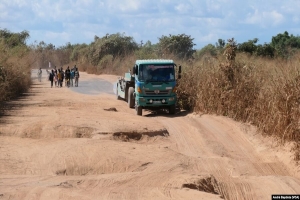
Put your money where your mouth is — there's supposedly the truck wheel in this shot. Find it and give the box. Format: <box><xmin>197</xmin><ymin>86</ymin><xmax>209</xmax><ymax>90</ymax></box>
<box><xmin>169</xmin><ymin>105</ymin><xmax>176</xmax><ymax>114</ymax></box>
<box><xmin>128</xmin><ymin>87</ymin><xmax>134</xmax><ymax>108</ymax></box>
<box><xmin>136</xmin><ymin>106</ymin><xmax>142</xmax><ymax>116</ymax></box>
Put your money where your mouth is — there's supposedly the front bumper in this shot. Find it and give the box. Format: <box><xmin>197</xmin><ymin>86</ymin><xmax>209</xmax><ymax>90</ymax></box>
<box><xmin>136</xmin><ymin>95</ymin><xmax>176</xmax><ymax>107</ymax></box>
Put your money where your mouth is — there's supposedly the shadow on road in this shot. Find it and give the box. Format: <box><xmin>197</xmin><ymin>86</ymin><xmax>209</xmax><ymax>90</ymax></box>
<box><xmin>144</xmin><ymin>108</ymin><xmax>190</xmax><ymax>118</ymax></box>
<box><xmin>0</xmin><ymin>83</ymin><xmax>40</xmax><ymax>123</ymax></box>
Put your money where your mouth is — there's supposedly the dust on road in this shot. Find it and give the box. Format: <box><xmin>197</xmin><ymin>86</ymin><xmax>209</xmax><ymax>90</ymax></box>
<box><xmin>0</xmin><ymin>69</ymin><xmax>299</xmax><ymax>200</ymax></box>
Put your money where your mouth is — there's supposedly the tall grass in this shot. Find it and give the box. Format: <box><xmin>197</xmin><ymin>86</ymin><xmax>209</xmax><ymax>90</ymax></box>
<box><xmin>176</xmin><ymin>49</ymin><xmax>300</xmax><ymax>161</ymax></box>
<box><xmin>0</xmin><ymin>39</ymin><xmax>32</xmax><ymax>104</ymax></box>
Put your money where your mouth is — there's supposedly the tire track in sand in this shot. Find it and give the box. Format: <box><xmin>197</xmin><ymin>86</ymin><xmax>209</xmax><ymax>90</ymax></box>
<box><xmin>158</xmin><ymin>114</ymin><xmax>298</xmax><ymax>199</ymax></box>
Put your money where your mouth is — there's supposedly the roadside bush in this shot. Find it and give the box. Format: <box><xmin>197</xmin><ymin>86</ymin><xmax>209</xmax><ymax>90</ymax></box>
<box><xmin>0</xmin><ymin>29</ymin><xmax>31</xmax><ymax>105</ymax></box>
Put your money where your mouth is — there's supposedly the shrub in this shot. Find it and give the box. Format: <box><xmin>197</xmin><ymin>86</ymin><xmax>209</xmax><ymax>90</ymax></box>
<box><xmin>0</xmin><ymin>29</ymin><xmax>31</xmax><ymax>105</ymax></box>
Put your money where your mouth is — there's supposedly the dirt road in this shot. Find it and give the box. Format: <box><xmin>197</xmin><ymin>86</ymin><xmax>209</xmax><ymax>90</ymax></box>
<box><xmin>0</xmin><ymin>70</ymin><xmax>299</xmax><ymax>200</ymax></box>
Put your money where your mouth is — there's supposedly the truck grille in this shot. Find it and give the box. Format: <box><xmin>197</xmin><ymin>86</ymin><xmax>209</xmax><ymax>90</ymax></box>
<box><xmin>144</xmin><ymin>90</ymin><xmax>169</xmax><ymax>95</ymax></box>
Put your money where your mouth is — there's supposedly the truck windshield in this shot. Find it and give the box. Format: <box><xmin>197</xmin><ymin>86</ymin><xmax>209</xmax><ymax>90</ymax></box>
<box><xmin>138</xmin><ymin>64</ymin><xmax>175</xmax><ymax>82</ymax></box>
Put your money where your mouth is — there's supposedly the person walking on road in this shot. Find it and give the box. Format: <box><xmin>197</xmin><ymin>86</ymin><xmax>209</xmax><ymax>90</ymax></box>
<box><xmin>60</xmin><ymin>67</ymin><xmax>65</xmax><ymax>86</ymax></box>
<box><xmin>65</xmin><ymin>66</ymin><xmax>71</xmax><ymax>87</ymax></box>
<box><xmin>74</xmin><ymin>68</ymin><xmax>80</xmax><ymax>87</ymax></box>
<box><xmin>49</xmin><ymin>70</ymin><xmax>54</xmax><ymax>88</ymax></box>
<box><xmin>54</xmin><ymin>71</ymin><xmax>58</xmax><ymax>87</ymax></box>
<box><xmin>57</xmin><ymin>69</ymin><xmax>63</xmax><ymax>87</ymax></box>
<box><xmin>70</xmin><ymin>69</ymin><xmax>75</xmax><ymax>87</ymax></box>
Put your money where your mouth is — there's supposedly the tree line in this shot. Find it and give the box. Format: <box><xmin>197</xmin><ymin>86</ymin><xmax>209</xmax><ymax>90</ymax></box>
<box><xmin>2</xmin><ymin>28</ymin><xmax>300</xmax><ymax>74</ymax></box>
<box><xmin>26</xmin><ymin>30</ymin><xmax>300</xmax><ymax>69</ymax></box>
<box><xmin>196</xmin><ymin>31</ymin><xmax>300</xmax><ymax>59</ymax></box>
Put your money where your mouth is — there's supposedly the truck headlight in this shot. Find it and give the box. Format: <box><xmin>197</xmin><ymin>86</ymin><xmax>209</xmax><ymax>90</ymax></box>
<box><xmin>162</xmin><ymin>99</ymin><xmax>166</xmax><ymax>103</ymax></box>
<box><xmin>168</xmin><ymin>97</ymin><xmax>175</xmax><ymax>101</ymax></box>
<box><xmin>149</xmin><ymin>99</ymin><xmax>153</xmax><ymax>103</ymax></box>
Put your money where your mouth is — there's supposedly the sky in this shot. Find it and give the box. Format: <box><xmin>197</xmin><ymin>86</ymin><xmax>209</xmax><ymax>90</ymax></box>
<box><xmin>1</xmin><ymin>0</ymin><xmax>300</xmax><ymax>49</ymax></box>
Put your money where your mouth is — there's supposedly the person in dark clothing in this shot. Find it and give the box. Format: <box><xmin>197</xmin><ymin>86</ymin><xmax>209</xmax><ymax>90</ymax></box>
<box><xmin>61</xmin><ymin>67</ymin><xmax>65</xmax><ymax>86</ymax></box>
<box><xmin>65</xmin><ymin>66</ymin><xmax>71</xmax><ymax>87</ymax></box>
<box><xmin>70</xmin><ymin>69</ymin><xmax>75</xmax><ymax>87</ymax></box>
<box><xmin>49</xmin><ymin>70</ymin><xmax>54</xmax><ymax>88</ymax></box>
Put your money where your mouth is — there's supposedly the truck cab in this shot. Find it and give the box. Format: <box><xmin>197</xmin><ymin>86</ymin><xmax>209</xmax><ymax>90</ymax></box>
<box><xmin>114</xmin><ymin>59</ymin><xmax>181</xmax><ymax>116</ymax></box>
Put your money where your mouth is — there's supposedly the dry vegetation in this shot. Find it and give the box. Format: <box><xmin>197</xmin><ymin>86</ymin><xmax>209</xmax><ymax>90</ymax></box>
<box><xmin>0</xmin><ymin>35</ymin><xmax>33</xmax><ymax>104</ymax></box>
<box><xmin>176</xmin><ymin>42</ymin><xmax>300</xmax><ymax>161</ymax></box>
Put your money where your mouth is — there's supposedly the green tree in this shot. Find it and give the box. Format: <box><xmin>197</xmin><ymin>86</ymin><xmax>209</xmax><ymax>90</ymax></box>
<box><xmin>255</xmin><ymin>43</ymin><xmax>275</xmax><ymax>58</ymax></box>
<box><xmin>216</xmin><ymin>39</ymin><xmax>225</xmax><ymax>49</ymax></box>
<box><xmin>70</xmin><ymin>43</ymin><xmax>88</xmax><ymax>61</ymax></box>
<box><xmin>0</xmin><ymin>29</ymin><xmax>29</xmax><ymax>48</ymax></box>
<box><xmin>157</xmin><ymin>34</ymin><xmax>195</xmax><ymax>59</ymax></box>
<box><xmin>88</xmin><ymin>32</ymin><xmax>138</xmax><ymax>66</ymax></box>
<box><xmin>135</xmin><ymin>40</ymin><xmax>158</xmax><ymax>59</ymax></box>
<box><xmin>237</xmin><ymin>38</ymin><xmax>258</xmax><ymax>55</ymax></box>
<box><xmin>271</xmin><ymin>31</ymin><xmax>300</xmax><ymax>57</ymax></box>
<box><xmin>194</xmin><ymin>44</ymin><xmax>217</xmax><ymax>59</ymax></box>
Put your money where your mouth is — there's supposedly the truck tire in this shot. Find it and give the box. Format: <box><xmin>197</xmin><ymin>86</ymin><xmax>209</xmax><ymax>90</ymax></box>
<box><xmin>169</xmin><ymin>105</ymin><xmax>176</xmax><ymax>114</ymax></box>
<box><xmin>128</xmin><ymin>87</ymin><xmax>134</xmax><ymax>108</ymax></box>
<box><xmin>136</xmin><ymin>106</ymin><xmax>142</xmax><ymax>116</ymax></box>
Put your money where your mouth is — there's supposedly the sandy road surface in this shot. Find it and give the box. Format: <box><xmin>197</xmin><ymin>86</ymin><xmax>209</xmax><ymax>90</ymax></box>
<box><xmin>0</xmin><ymin>70</ymin><xmax>299</xmax><ymax>200</ymax></box>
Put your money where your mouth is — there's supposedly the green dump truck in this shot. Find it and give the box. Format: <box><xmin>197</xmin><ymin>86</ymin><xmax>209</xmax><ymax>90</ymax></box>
<box><xmin>113</xmin><ymin>59</ymin><xmax>181</xmax><ymax>116</ymax></box>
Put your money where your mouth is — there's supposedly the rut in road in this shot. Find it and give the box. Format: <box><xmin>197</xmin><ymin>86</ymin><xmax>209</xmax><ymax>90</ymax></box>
<box><xmin>157</xmin><ymin>114</ymin><xmax>298</xmax><ymax>200</ymax></box>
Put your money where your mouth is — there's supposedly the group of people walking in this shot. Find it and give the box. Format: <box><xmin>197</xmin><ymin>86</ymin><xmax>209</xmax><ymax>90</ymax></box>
<box><xmin>48</xmin><ymin>65</ymin><xmax>80</xmax><ymax>88</ymax></box>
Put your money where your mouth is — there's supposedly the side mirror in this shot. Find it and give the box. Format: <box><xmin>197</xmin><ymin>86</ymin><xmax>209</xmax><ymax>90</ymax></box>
<box><xmin>132</xmin><ymin>65</ymin><xmax>136</xmax><ymax>75</ymax></box>
<box><xmin>135</xmin><ymin>65</ymin><xmax>138</xmax><ymax>75</ymax></box>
